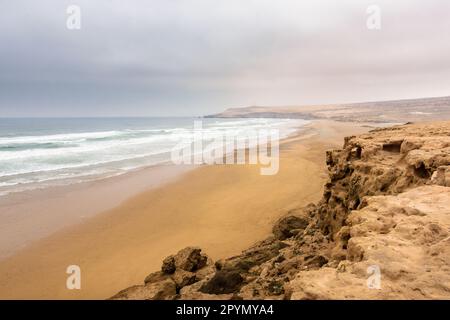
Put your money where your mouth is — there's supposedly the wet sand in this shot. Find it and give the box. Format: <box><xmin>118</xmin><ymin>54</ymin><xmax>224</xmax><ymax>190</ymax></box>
<box><xmin>0</xmin><ymin>164</ymin><xmax>196</xmax><ymax>259</ymax></box>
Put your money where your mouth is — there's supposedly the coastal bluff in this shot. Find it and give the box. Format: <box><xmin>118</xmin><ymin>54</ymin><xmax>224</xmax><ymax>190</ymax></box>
<box><xmin>111</xmin><ymin>121</ymin><xmax>450</xmax><ymax>300</ymax></box>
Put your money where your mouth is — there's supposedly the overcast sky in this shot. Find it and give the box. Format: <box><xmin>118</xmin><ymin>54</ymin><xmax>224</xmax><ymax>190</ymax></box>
<box><xmin>1</xmin><ymin>0</ymin><xmax>450</xmax><ymax>117</ymax></box>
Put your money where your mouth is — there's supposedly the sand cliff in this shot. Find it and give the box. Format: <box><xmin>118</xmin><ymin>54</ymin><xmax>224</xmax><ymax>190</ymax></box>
<box><xmin>112</xmin><ymin>121</ymin><xmax>450</xmax><ymax>300</ymax></box>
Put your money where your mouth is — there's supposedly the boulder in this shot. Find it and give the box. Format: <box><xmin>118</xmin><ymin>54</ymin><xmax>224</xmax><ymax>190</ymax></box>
<box><xmin>174</xmin><ymin>247</ymin><xmax>208</xmax><ymax>272</ymax></box>
<box><xmin>160</xmin><ymin>247</ymin><xmax>209</xmax><ymax>275</ymax></box>
<box><xmin>172</xmin><ymin>269</ymin><xmax>197</xmax><ymax>289</ymax></box>
<box><xmin>161</xmin><ymin>255</ymin><xmax>176</xmax><ymax>274</ymax></box>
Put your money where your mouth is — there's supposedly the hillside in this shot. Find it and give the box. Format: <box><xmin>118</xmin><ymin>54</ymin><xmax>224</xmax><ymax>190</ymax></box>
<box><xmin>206</xmin><ymin>96</ymin><xmax>450</xmax><ymax>123</ymax></box>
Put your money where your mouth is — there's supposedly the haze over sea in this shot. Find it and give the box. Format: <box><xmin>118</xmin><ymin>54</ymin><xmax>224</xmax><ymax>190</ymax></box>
<box><xmin>0</xmin><ymin>117</ymin><xmax>307</xmax><ymax>196</ymax></box>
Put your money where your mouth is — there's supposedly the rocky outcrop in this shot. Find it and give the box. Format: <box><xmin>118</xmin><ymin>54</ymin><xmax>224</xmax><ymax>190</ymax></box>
<box><xmin>163</xmin><ymin>247</ymin><xmax>208</xmax><ymax>273</ymax></box>
<box><xmin>112</xmin><ymin>121</ymin><xmax>450</xmax><ymax>300</ymax></box>
<box><xmin>272</xmin><ymin>210</ymin><xmax>310</xmax><ymax>240</ymax></box>
<box><xmin>288</xmin><ymin>185</ymin><xmax>450</xmax><ymax>299</ymax></box>
<box><xmin>110</xmin><ymin>246</ymin><xmax>214</xmax><ymax>300</ymax></box>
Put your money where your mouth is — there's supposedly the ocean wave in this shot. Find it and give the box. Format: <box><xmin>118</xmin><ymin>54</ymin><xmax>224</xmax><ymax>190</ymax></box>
<box><xmin>0</xmin><ymin>118</ymin><xmax>307</xmax><ymax>196</ymax></box>
<box><xmin>0</xmin><ymin>141</ymin><xmax>78</xmax><ymax>151</ymax></box>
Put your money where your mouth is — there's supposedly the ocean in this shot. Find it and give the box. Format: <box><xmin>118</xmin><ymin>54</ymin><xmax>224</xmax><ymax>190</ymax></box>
<box><xmin>0</xmin><ymin>117</ymin><xmax>308</xmax><ymax>196</ymax></box>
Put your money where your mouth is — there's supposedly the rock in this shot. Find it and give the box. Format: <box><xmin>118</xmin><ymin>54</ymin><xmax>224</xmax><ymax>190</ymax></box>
<box><xmin>144</xmin><ymin>271</ymin><xmax>168</xmax><ymax>284</ymax></box>
<box><xmin>113</xmin><ymin>247</ymin><xmax>212</xmax><ymax>299</ymax></box>
<box><xmin>110</xmin><ymin>278</ymin><xmax>176</xmax><ymax>300</ymax></box>
<box><xmin>172</xmin><ymin>270</ymin><xmax>197</xmax><ymax>289</ymax></box>
<box><xmin>161</xmin><ymin>255</ymin><xmax>176</xmax><ymax>274</ymax></box>
<box><xmin>273</xmin><ymin>215</ymin><xmax>309</xmax><ymax>240</ymax></box>
<box><xmin>200</xmin><ymin>270</ymin><xmax>244</xmax><ymax>294</ymax></box>
<box><xmin>213</xmin><ymin>238</ymin><xmax>289</xmax><ymax>279</ymax></box>
<box><xmin>214</xmin><ymin>260</ymin><xmax>225</xmax><ymax>271</ymax></box>
<box><xmin>194</xmin><ymin>258</ymin><xmax>216</xmax><ymax>281</ymax></box>
<box><xmin>276</xmin><ymin>257</ymin><xmax>302</xmax><ymax>274</ymax></box>
<box><xmin>161</xmin><ymin>247</ymin><xmax>209</xmax><ymax>274</ymax></box>
<box><xmin>382</xmin><ymin>140</ymin><xmax>403</xmax><ymax>153</ymax></box>
<box><xmin>266</xmin><ymin>280</ymin><xmax>285</xmax><ymax>295</ymax></box>
<box><xmin>304</xmin><ymin>255</ymin><xmax>328</xmax><ymax>268</ymax></box>
<box><xmin>174</xmin><ymin>247</ymin><xmax>208</xmax><ymax>272</ymax></box>
<box><xmin>431</xmin><ymin>166</ymin><xmax>450</xmax><ymax>187</ymax></box>
<box><xmin>180</xmin><ymin>280</ymin><xmax>235</xmax><ymax>300</ymax></box>
<box><xmin>400</xmin><ymin>139</ymin><xmax>422</xmax><ymax>154</ymax></box>
<box><xmin>289</xmin><ymin>185</ymin><xmax>450</xmax><ymax>299</ymax></box>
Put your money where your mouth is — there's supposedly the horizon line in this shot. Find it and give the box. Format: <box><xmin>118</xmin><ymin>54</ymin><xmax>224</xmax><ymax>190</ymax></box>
<box><xmin>1</xmin><ymin>94</ymin><xmax>449</xmax><ymax>119</ymax></box>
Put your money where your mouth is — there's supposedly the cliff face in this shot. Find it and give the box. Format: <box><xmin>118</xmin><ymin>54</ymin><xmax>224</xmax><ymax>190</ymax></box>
<box><xmin>289</xmin><ymin>121</ymin><xmax>450</xmax><ymax>299</ymax></box>
<box><xmin>111</xmin><ymin>121</ymin><xmax>450</xmax><ymax>300</ymax></box>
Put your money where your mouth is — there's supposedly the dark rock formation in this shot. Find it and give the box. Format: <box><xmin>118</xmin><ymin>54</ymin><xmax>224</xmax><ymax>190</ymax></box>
<box><xmin>272</xmin><ymin>215</ymin><xmax>309</xmax><ymax>240</ymax></box>
<box><xmin>199</xmin><ymin>270</ymin><xmax>244</xmax><ymax>294</ymax></box>
<box><xmin>111</xmin><ymin>246</ymin><xmax>211</xmax><ymax>299</ymax></box>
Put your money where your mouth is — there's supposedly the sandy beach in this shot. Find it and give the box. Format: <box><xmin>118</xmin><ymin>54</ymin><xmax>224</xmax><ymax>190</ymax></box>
<box><xmin>0</xmin><ymin>120</ymin><xmax>371</xmax><ymax>299</ymax></box>
<box><xmin>0</xmin><ymin>164</ymin><xmax>196</xmax><ymax>260</ymax></box>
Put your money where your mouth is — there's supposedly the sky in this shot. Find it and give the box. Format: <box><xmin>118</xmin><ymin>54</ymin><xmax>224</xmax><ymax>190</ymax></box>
<box><xmin>1</xmin><ymin>0</ymin><xmax>450</xmax><ymax>117</ymax></box>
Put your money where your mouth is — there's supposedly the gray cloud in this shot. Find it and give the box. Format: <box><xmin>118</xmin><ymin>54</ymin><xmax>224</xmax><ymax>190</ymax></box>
<box><xmin>1</xmin><ymin>0</ymin><xmax>450</xmax><ymax>116</ymax></box>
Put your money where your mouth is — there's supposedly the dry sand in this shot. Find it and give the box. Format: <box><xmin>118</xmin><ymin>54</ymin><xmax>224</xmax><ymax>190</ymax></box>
<box><xmin>0</xmin><ymin>120</ymin><xmax>371</xmax><ymax>299</ymax></box>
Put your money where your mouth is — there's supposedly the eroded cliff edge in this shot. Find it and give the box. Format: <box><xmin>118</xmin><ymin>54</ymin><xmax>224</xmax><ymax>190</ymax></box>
<box><xmin>111</xmin><ymin>121</ymin><xmax>450</xmax><ymax>300</ymax></box>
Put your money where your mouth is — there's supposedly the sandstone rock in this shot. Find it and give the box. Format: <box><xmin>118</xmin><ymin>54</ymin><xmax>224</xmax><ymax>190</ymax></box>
<box><xmin>304</xmin><ymin>255</ymin><xmax>328</xmax><ymax>268</ymax></box>
<box><xmin>215</xmin><ymin>238</ymin><xmax>290</xmax><ymax>279</ymax></box>
<box><xmin>382</xmin><ymin>140</ymin><xmax>403</xmax><ymax>153</ymax></box>
<box><xmin>200</xmin><ymin>270</ymin><xmax>244</xmax><ymax>294</ymax></box>
<box><xmin>172</xmin><ymin>269</ymin><xmax>197</xmax><ymax>289</ymax></box>
<box><xmin>161</xmin><ymin>255</ymin><xmax>176</xmax><ymax>274</ymax></box>
<box><xmin>289</xmin><ymin>185</ymin><xmax>450</xmax><ymax>299</ymax></box>
<box><xmin>194</xmin><ymin>258</ymin><xmax>216</xmax><ymax>281</ymax></box>
<box><xmin>180</xmin><ymin>280</ymin><xmax>235</xmax><ymax>300</ymax></box>
<box><xmin>174</xmin><ymin>247</ymin><xmax>208</xmax><ymax>272</ymax></box>
<box><xmin>400</xmin><ymin>139</ymin><xmax>422</xmax><ymax>154</ymax></box>
<box><xmin>273</xmin><ymin>215</ymin><xmax>309</xmax><ymax>240</ymax></box>
<box><xmin>112</xmin><ymin>246</ymin><xmax>213</xmax><ymax>299</ymax></box>
<box><xmin>431</xmin><ymin>165</ymin><xmax>450</xmax><ymax>187</ymax></box>
<box><xmin>144</xmin><ymin>271</ymin><xmax>169</xmax><ymax>284</ymax></box>
<box><xmin>318</xmin><ymin>122</ymin><xmax>450</xmax><ymax>238</ymax></box>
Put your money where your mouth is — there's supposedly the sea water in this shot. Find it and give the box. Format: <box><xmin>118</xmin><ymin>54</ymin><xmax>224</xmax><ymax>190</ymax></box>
<box><xmin>0</xmin><ymin>117</ymin><xmax>308</xmax><ymax>196</ymax></box>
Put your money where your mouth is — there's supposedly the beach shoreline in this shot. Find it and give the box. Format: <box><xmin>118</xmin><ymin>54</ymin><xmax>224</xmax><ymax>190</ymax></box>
<box><xmin>0</xmin><ymin>120</ymin><xmax>376</xmax><ymax>299</ymax></box>
<box><xmin>0</xmin><ymin>163</ymin><xmax>197</xmax><ymax>260</ymax></box>
<box><xmin>0</xmin><ymin>118</ymin><xmax>305</xmax><ymax>260</ymax></box>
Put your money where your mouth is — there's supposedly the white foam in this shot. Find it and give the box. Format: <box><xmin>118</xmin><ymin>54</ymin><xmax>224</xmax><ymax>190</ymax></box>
<box><xmin>0</xmin><ymin>118</ymin><xmax>307</xmax><ymax>196</ymax></box>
